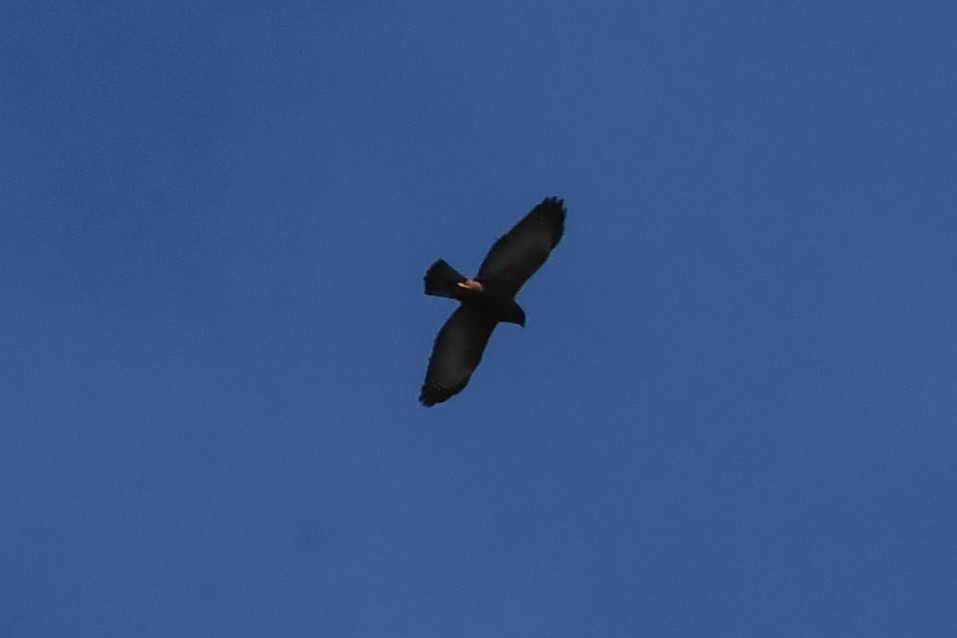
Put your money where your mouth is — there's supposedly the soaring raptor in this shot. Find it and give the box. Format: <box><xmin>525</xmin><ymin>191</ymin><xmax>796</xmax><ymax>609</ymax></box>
<box><xmin>419</xmin><ymin>197</ymin><xmax>566</xmax><ymax>406</ymax></box>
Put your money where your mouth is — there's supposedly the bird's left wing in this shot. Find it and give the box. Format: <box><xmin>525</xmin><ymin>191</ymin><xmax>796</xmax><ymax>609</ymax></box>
<box><xmin>420</xmin><ymin>306</ymin><xmax>497</xmax><ymax>406</ymax></box>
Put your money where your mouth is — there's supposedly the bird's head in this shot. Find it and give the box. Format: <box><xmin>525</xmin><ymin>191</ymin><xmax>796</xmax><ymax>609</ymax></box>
<box><xmin>503</xmin><ymin>302</ymin><xmax>526</xmax><ymax>327</ymax></box>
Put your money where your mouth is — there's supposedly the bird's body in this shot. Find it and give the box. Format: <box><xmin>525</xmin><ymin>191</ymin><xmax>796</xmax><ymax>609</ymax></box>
<box><xmin>419</xmin><ymin>197</ymin><xmax>566</xmax><ymax>406</ymax></box>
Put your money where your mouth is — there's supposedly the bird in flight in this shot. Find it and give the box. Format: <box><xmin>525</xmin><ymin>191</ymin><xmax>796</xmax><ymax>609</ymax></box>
<box><xmin>419</xmin><ymin>197</ymin><xmax>566</xmax><ymax>406</ymax></box>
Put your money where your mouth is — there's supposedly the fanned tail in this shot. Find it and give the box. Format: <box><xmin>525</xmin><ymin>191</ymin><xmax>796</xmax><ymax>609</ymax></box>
<box><xmin>424</xmin><ymin>259</ymin><xmax>466</xmax><ymax>298</ymax></box>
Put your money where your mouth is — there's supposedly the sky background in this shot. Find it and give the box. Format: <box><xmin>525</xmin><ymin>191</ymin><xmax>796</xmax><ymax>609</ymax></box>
<box><xmin>3</xmin><ymin>2</ymin><xmax>957</xmax><ymax>636</ymax></box>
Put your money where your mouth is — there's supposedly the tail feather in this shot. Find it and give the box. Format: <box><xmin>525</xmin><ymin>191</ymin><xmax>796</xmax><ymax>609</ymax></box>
<box><xmin>424</xmin><ymin>259</ymin><xmax>465</xmax><ymax>298</ymax></box>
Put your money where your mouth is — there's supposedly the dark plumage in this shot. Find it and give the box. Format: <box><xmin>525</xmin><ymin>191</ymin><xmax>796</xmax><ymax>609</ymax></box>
<box><xmin>419</xmin><ymin>197</ymin><xmax>566</xmax><ymax>406</ymax></box>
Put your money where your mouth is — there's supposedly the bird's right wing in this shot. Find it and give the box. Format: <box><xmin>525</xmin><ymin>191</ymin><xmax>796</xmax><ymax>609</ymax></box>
<box><xmin>476</xmin><ymin>197</ymin><xmax>566</xmax><ymax>296</ymax></box>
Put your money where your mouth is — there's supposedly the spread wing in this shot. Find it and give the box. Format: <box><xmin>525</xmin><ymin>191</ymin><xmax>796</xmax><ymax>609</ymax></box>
<box><xmin>420</xmin><ymin>305</ymin><xmax>497</xmax><ymax>407</ymax></box>
<box><xmin>476</xmin><ymin>197</ymin><xmax>566</xmax><ymax>297</ymax></box>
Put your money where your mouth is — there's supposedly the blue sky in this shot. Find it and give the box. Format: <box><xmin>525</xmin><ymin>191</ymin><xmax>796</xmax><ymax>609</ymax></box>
<box><xmin>3</xmin><ymin>2</ymin><xmax>956</xmax><ymax>636</ymax></box>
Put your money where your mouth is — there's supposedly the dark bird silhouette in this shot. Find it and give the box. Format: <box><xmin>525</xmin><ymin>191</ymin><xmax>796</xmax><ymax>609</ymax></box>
<box><xmin>419</xmin><ymin>197</ymin><xmax>566</xmax><ymax>406</ymax></box>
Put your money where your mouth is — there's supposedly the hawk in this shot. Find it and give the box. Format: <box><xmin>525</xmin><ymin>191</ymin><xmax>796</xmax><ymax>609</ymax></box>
<box><xmin>419</xmin><ymin>197</ymin><xmax>566</xmax><ymax>406</ymax></box>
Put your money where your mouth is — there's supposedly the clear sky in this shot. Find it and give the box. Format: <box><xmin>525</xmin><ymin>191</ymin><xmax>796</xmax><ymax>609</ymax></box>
<box><xmin>3</xmin><ymin>2</ymin><xmax>956</xmax><ymax>636</ymax></box>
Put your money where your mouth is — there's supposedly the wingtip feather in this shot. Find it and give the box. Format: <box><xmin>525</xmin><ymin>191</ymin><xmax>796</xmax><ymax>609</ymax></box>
<box><xmin>533</xmin><ymin>196</ymin><xmax>566</xmax><ymax>244</ymax></box>
<box><xmin>419</xmin><ymin>380</ymin><xmax>467</xmax><ymax>407</ymax></box>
